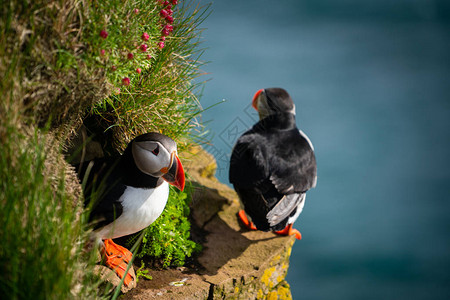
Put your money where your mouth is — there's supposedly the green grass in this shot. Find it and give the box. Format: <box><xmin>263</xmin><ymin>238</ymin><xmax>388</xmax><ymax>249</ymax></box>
<box><xmin>0</xmin><ymin>118</ymin><xmax>101</xmax><ymax>299</ymax></box>
<box><xmin>1</xmin><ymin>1</ymin><xmax>104</xmax><ymax>297</ymax></box>
<box><xmin>0</xmin><ymin>0</ymin><xmax>108</xmax><ymax>129</ymax></box>
<box><xmin>82</xmin><ymin>0</ymin><xmax>210</xmax><ymax>154</ymax></box>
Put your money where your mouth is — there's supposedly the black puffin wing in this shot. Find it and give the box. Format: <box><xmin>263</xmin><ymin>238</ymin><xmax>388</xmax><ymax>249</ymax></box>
<box><xmin>76</xmin><ymin>158</ymin><xmax>125</xmax><ymax>229</ymax></box>
<box><xmin>268</xmin><ymin>129</ymin><xmax>317</xmax><ymax>194</ymax></box>
<box><xmin>229</xmin><ymin>132</ymin><xmax>270</xmax><ymax>191</ymax></box>
<box><xmin>89</xmin><ymin>183</ymin><xmax>125</xmax><ymax>230</ymax></box>
<box><xmin>266</xmin><ymin>193</ymin><xmax>305</xmax><ymax>227</ymax></box>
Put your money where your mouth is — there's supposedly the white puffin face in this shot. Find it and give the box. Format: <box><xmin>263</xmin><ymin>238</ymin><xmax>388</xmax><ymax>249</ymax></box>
<box><xmin>131</xmin><ymin>140</ymin><xmax>176</xmax><ymax>177</ymax></box>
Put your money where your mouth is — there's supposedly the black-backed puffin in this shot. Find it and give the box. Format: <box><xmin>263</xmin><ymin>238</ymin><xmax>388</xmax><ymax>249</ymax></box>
<box><xmin>77</xmin><ymin>132</ymin><xmax>185</xmax><ymax>286</ymax></box>
<box><xmin>229</xmin><ymin>88</ymin><xmax>317</xmax><ymax>240</ymax></box>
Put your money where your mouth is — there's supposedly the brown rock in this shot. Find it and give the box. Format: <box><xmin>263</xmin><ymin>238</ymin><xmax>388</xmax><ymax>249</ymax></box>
<box><xmin>95</xmin><ymin>264</ymin><xmax>137</xmax><ymax>294</ymax></box>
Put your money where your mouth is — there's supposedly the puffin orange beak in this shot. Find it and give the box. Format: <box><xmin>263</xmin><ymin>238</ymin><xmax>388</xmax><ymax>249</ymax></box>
<box><xmin>162</xmin><ymin>153</ymin><xmax>185</xmax><ymax>191</ymax></box>
<box><xmin>252</xmin><ymin>89</ymin><xmax>264</xmax><ymax>111</ymax></box>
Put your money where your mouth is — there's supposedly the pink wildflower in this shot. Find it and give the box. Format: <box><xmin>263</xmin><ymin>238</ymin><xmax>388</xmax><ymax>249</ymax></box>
<box><xmin>140</xmin><ymin>44</ymin><xmax>148</xmax><ymax>52</ymax></box>
<box><xmin>111</xmin><ymin>65</ymin><xmax>117</xmax><ymax>71</ymax></box>
<box><xmin>136</xmin><ymin>68</ymin><xmax>142</xmax><ymax>74</ymax></box>
<box><xmin>146</xmin><ymin>54</ymin><xmax>152</xmax><ymax>60</ymax></box>
<box><xmin>158</xmin><ymin>41</ymin><xmax>165</xmax><ymax>49</ymax></box>
<box><xmin>171</xmin><ymin>0</ymin><xmax>178</xmax><ymax>5</ymax></box>
<box><xmin>100</xmin><ymin>29</ymin><xmax>108</xmax><ymax>39</ymax></box>
<box><xmin>127</xmin><ymin>53</ymin><xmax>134</xmax><ymax>60</ymax></box>
<box><xmin>160</xmin><ymin>36</ymin><xmax>166</xmax><ymax>41</ymax></box>
<box><xmin>163</xmin><ymin>1</ymin><xmax>169</xmax><ymax>6</ymax></box>
<box><xmin>100</xmin><ymin>49</ymin><xmax>106</xmax><ymax>56</ymax></box>
<box><xmin>165</xmin><ymin>24</ymin><xmax>174</xmax><ymax>32</ymax></box>
<box><xmin>122</xmin><ymin>77</ymin><xmax>131</xmax><ymax>86</ymax></box>
<box><xmin>161</xmin><ymin>24</ymin><xmax>173</xmax><ymax>36</ymax></box>
<box><xmin>167</xmin><ymin>8</ymin><xmax>173</xmax><ymax>15</ymax></box>
<box><xmin>161</xmin><ymin>28</ymin><xmax>170</xmax><ymax>36</ymax></box>
<box><xmin>134</xmin><ymin>8</ymin><xmax>139</xmax><ymax>14</ymax></box>
<box><xmin>160</xmin><ymin>9</ymin><xmax>169</xmax><ymax>18</ymax></box>
<box><xmin>166</xmin><ymin>15</ymin><xmax>174</xmax><ymax>24</ymax></box>
<box><xmin>141</xmin><ymin>32</ymin><xmax>150</xmax><ymax>41</ymax></box>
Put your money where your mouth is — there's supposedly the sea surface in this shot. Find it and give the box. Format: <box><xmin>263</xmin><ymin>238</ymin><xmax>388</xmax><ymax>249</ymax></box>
<box><xmin>191</xmin><ymin>1</ymin><xmax>450</xmax><ymax>299</ymax></box>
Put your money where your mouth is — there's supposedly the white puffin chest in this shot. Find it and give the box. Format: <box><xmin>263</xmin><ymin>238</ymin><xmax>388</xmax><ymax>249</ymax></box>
<box><xmin>96</xmin><ymin>181</ymin><xmax>169</xmax><ymax>240</ymax></box>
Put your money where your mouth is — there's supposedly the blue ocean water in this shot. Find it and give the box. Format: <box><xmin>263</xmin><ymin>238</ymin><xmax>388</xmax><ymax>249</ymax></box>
<box><xmin>192</xmin><ymin>1</ymin><xmax>450</xmax><ymax>299</ymax></box>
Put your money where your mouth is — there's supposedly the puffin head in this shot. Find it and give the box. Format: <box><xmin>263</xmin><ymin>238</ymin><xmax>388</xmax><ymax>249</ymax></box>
<box><xmin>252</xmin><ymin>88</ymin><xmax>295</xmax><ymax>120</ymax></box>
<box><xmin>130</xmin><ymin>132</ymin><xmax>185</xmax><ymax>191</ymax></box>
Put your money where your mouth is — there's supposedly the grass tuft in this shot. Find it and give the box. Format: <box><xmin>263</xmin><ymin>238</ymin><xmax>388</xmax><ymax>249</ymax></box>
<box><xmin>0</xmin><ymin>116</ymin><xmax>100</xmax><ymax>299</ymax></box>
<box><xmin>82</xmin><ymin>0</ymin><xmax>210</xmax><ymax>154</ymax></box>
<box><xmin>1</xmin><ymin>0</ymin><xmax>108</xmax><ymax>130</ymax></box>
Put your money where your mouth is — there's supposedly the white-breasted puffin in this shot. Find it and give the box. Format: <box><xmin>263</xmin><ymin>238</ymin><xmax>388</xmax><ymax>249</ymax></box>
<box><xmin>77</xmin><ymin>132</ymin><xmax>185</xmax><ymax>286</ymax></box>
<box><xmin>229</xmin><ymin>88</ymin><xmax>317</xmax><ymax>240</ymax></box>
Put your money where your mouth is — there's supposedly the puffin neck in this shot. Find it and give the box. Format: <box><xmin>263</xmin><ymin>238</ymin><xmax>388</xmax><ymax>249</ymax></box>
<box><xmin>120</xmin><ymin>146</ymin><xmax>163</xmax><ymax>188</ymax></box>
<box><xmin>255</xmin><ymin>112</ymin><xmax>296</xmax><ymax>131</ymax></box>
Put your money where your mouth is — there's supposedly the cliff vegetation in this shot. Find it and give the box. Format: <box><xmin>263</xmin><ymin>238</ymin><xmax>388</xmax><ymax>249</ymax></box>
<box><xmin>1</xmin><ymin>0</ymin><xmax>208</xmax><ymax>298</ymax></box>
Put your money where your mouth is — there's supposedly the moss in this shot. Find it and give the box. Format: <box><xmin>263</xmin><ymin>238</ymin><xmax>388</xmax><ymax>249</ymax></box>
<box><xmin>127</xmin><ymin>184</ymin><xmax>201</xmax><ymax>268</ymax></box>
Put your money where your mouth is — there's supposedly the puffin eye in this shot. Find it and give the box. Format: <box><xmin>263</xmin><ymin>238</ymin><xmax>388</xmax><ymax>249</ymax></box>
<box><xmin>152</xmin><ymin>145</ymin><xmax>159</xmax><ymax>156</ymax></box>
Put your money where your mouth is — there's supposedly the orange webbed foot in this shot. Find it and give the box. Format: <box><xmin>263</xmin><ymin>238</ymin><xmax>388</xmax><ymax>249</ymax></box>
<box><xmin>238</xmin><ymin>210</ymin><xmax>257</xmax><ymax>231</ymax></box>
<box><xmin>101</xmin><ymin>239</ymin><xmax>135</xmax><ymax>286</ymax></box>
<box><xmin>274</xmin><ymin>223</ymin><xmax>302</xmax><ymax>240</ymax></box>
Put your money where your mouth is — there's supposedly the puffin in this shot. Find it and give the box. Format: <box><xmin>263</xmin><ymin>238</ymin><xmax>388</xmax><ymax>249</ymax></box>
<box><xmin>229</xmin><ymin>88</ymin><xmax>317</xmax><ymax>240</ymax></box>
<box><xmin>77</xmin><ymin>132</ymin><xmax>185</xmax><ymax>286</ymax></box>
